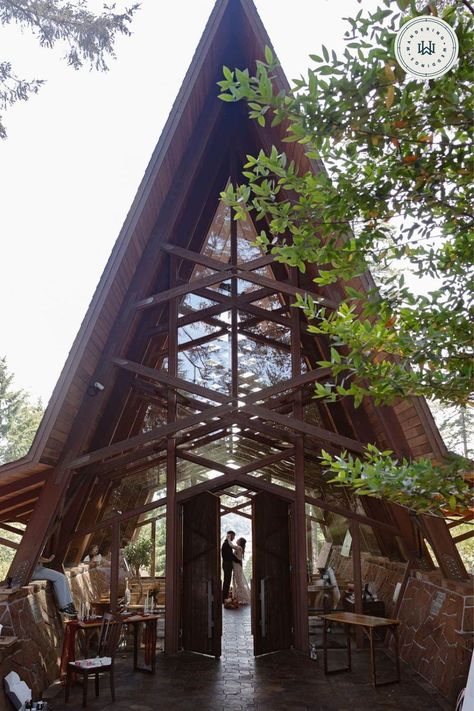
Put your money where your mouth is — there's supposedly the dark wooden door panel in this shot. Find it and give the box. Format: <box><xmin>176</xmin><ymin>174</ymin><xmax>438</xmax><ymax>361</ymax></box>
<box><xmin>182</xmin><ymin>491</ymin><xmax>221</xmax><ymax>657</ymax></box>
<box><xmin>253</xmin><ymin>491</ymin><xmax>292</xmax><ymax>655</ymax></box>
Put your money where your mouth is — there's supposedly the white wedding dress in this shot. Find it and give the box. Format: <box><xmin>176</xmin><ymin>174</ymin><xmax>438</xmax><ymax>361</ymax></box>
<box><xmin>232</xmin><ymin>545</ymin><xmax>251</xmax><ymax>605</ymax></box>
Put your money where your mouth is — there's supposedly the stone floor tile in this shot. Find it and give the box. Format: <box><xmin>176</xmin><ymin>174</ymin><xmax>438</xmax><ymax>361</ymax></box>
<box><xmin>51</xmin><ymin>606</ymin><xmax>448</xmax><ymax>711</ymax></box>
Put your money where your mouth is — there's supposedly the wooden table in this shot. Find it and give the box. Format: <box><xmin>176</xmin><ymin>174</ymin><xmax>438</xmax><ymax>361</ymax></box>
<box><xmin>320</xmin><ymin>612</ymin><xmax>401</xmax><ymax>687</ymax></box>
<box><xmin>60</xmin><ymin>613</ymin><xmax>161</xmax><ymax>679</ymax></box>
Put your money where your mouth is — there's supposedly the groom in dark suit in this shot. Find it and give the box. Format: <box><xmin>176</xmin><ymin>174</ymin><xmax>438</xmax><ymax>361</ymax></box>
<box><xmin>221</xmin><ymin>530</ymin><xmax>239</xmax><ymax>602</ymax></box>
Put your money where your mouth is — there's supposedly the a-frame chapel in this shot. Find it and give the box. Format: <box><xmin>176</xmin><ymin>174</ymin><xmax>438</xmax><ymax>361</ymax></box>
<box><xmin>0</xmin><ymin>0</ymin><xmax>471</xmax><ymax>705</ymax></box>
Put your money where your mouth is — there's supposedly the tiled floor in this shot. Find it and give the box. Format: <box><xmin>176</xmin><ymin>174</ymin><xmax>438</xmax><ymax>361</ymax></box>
<box><xmin>51</xmin><ymin>606</ymin><xmax>447</xmax><ymax>710</ymax></box>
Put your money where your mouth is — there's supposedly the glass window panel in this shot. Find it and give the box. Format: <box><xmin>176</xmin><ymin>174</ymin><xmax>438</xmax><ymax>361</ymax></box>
<box><xmin>176</xmin><ymin>460</ymin><xmax>223</xmax><ymax>493</ymax></box>
<box><xmin>91</xmin><ymin>465</ymin><xmax>166</xmax><ymax>524</ymax></box>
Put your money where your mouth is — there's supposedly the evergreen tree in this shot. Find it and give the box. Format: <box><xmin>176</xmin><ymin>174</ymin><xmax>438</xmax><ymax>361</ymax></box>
<box><xmin>0</xmin><ymin>0</ymin><xmax>138</xmax><ymax>137</ymax></box>
<box><xmin>0</xmin><ymin>356</ymin><xmax>43</xmax><ymax>464</ymax></box>
<box><xmin>431</xmin><ymin>402</ymin><xmax>474</xmax><ymax>459</ymax></box>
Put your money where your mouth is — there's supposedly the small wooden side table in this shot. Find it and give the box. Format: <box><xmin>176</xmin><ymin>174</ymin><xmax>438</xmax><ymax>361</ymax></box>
<box><xmin>320</xmin><ymin>611</ymin><xmax>401</xmax><ymax>687</ymax></box>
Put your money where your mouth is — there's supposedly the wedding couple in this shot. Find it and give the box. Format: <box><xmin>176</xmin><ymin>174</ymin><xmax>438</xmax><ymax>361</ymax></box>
<box><xmin>221</xmin><ymin>530</ymin><xmax>251</xmax><ymax>605</ymax></box>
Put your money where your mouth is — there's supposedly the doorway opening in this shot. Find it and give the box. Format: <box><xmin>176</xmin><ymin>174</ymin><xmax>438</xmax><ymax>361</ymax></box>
<box><xmin>220</xmin><ymin>486</ymin><xmax>254</xmax><ymax>656</ymax></box>
<box><xmin>180</xmin><ymin>484</ymin><xmax>293</xmax><ymax>659</ymax></box>
<box><xmin>220</xmin><ymin>485</ymin><xmax>254</xmax><ymax>606</ymax></box>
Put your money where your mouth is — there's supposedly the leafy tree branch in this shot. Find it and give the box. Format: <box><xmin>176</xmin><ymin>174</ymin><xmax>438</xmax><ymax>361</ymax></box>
<box><xmin>218</xmin><ymin>0</ymin><xmax>473</xmax><ymax>514</ymax></box>
<box><xmin>0</xmin><ymin>0</ymin><xmax>139</xmax><ymax>136</ymax></box>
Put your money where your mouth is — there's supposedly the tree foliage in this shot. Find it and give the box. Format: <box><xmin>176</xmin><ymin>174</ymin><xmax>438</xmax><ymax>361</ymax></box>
<box><xmin>0</xmin><ymin>356</ymin><xmax>43</xmax><ymax>464</ymax></box>
<box><xmin>0</xmin><ymin>526</ymin><xmax>23</xmax><ymax>580</ymax></box>
<box><xmin>0</xmin><ymin>0</ymin><xmax>138</xmax><ymax>137</ymax></box>
<box><xmin>123</xmin><ymin>535</ymin><xmax>152</xmax><ymax>579</ymax></box>
<box><xmin>321</xmin><ymin>445</ymin><xmax>471</xmax><ymax>515</ymax></box>
<box><xmin>218</xmin><ymin>0</ymin><xmax>473</xmax><ymax>514</ymax></box>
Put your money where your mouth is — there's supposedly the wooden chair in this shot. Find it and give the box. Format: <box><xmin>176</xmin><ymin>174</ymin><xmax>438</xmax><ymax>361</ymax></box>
<box><xmin>65</xmin><ymin>613</ymin><xmax>122</xmax><ymax>708</ymax></box>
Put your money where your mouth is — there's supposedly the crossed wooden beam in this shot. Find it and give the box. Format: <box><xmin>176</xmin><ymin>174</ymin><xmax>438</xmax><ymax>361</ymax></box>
<box><xmin>68</xmin><ymin>359</ymin><xmax>366</xmax><ymax>472</ymax></box>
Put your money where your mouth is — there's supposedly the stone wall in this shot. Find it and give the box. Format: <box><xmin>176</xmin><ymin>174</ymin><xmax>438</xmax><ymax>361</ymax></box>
<box><xmin>0</xmin><ymin>581</ymin><xmax>62</xmax><ymax>705</ymax></box>
<box><xmin>0</xmin><ymin>563</ymin><xmax>115</xmax><ymax>706</ymax></box>
<box><xmin>398</xmin><ymin>571</ymin><xmax>472</xmax><ymax>702</ymax></box>
<box><xmin>329</xmin><ymin>547</ymin><xmax>473</xmax><ymax>701</ymax></box>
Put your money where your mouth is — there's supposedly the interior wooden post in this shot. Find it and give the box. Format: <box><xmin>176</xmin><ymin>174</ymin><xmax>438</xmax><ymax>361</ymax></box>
<box><xmin>291</xmin><ymin>267</ymin><xmax>309</xmax><ymax>653</ymax></box>
<box><xmin>151</xmin><ymin>519</ymin><xmax>157</xmax><ymax>579</ymax></box>
<box><xmin>351</xmin><ymin>521</ymin><xmax>364</xmax><ymax>648</ymax></box>
<box><xmin>110</xmin><ymin>521</ymin><xmax>120</xmax><ymax>613</ymax></box>
<box><xmin>165</xmin><ymin>254</ymin><xmax>180</xmax><ymax>654</ymax></box>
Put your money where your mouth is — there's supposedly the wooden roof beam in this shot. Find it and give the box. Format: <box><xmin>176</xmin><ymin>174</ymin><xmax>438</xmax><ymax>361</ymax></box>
<box><xmin>244</xmin><ymin>404</ymin><xmax>366</xmax><ymax>454</ymax></box>
<box><xmin>134</xmin><ymin>271</ymin><xmax>228</xmax><ymax>312</ymax></box>
<box><xmin>241</xmin><ymin>271</ymin><xmax>338</xmax><ymax>310</ymax></box>
<box><xmin>71</xmin><ymin>494</ymin><xmax>167</xmax><ymax>538</ymax></box>
<box><xmin>0</xmin><ymin>471</ymin><xmax>46</xmax><ymax>500</ymax></box>
<box><xmin>0</xmin><ymin>522</ymin><xmax>24</xmax><ymax>536</ymax></box>
<box><xmin>220</xmin><ymin>504</ymin><xmax>252</xmax><ymax>520</ymax></box>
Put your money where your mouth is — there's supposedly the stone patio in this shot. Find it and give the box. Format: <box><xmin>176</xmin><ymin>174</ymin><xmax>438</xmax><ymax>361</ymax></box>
<box><xmin>51</xmin><ymin>606</ymin><xmax>448</xmax><ymax>711</ymax></box>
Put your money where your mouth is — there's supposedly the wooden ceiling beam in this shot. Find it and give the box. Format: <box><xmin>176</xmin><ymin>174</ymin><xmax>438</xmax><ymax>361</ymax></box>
<box><xmin>453</xmin><ymin>529</ymin><xmax>474</xmax><ymax>544</ymax></box>
<box><xmin>305</xmin><ymin>493</ymin><xmax>401</xmax><ymax>535</ymax></box>
<box><xmin>0</xmin><ymin>472</ymin><xmax>46</xmax><ymax>500</ymax></box>
<box><xmin>161</xmin><ymin>242</ymin><xmax>233</xmax><ymax>273</ymax></box>
<box><xmin>220</xmin><ymin>504</ymin><xmax>252</xmax><ymax>520</ymax></box>
<box><xmin>177</xmin><ymin>327</ymin><xmax>228</xmax><ymax>353</ymax></box>
<box><xmin>71</xmin><ymin>494</ymin><xmax>168</xmax><ymax>539</ymax></box>
<box><xmin>241</xmin><ymin>271</ymin><xmax>337</xmax><ymax>310</ymax></box>
<box><xmin>238</xmin><ymin>301</ymin><xmax>292</xmax><ymax>329</ymax></box>
<box><xmin>112</xmin><ymin>357</ymin><xmax>232</xmax><ymax>405</ymax></box>
<box><xmin>238</xmin><ymin>327</ymin><xmax>292</xmax><ymax>353</ymax></box>
<box><xmin>232</xmin><ymin>413</ymin><xmax>297</xmax><ymax>445</ymax></box>
<box><xmin>0</xmin><ymin>492</ymin><xmax>40</xmax><ymax>516</ymax></box>
<box><xmin>448</xmin><ymin>512</ymin><xmax>474</xmax><ymax>528</ymax></box>
<box><xmin>191</xmin><ymin>285</ymin><xmax>275</xmax><ymax>307</ymax></box>
<box><xmin>177</xmin><ymin>446</ymin><xmax>295</xmax><ymax>479</ymax></box>
<box><xmin>244</xmin><ymin>404</ymin><xmax>366</xmax><ymax>454</ymax></box>
<box><xmin>0</xmin><ymin>522</ymin><xmax>24</xmax><ymax>535</ymax></box>
<box><xmin>70</xmin><ymin>400</ymin><xmax>237</xmax><ymax>469</ymax></box>
<box><xmin>177</xmin><ymin>450</ymin><xmax>235</xmax><ymax>477</ymax></box>
<box><xmin>134</xmin><ymin>271</ymin><xmax>227</xmax><ymax>312</ymax></box>
<box><xmin>0</xmin><ymin>536</ymin><xmax>19</xmax><ymax>550</ymax></box>
<box><xmin>147</xmin><ymin>304</ymin><xmax>230</xmax><ymax>338</ymax></box>
<box><xmin>0</xmin><ymin>504</ymin><xmax>35</xmax><ymax>523</ymax></box>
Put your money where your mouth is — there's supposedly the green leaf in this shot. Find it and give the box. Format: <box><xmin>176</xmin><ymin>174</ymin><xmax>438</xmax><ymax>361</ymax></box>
<box><xmin>218</xmin><ymin>93</ymin><xmax>237</xmax><ymax>102</ymax></box>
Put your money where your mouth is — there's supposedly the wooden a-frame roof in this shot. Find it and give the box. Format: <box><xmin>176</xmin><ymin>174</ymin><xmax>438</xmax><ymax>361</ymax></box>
<box><xmin>0</xmin><ymin>0</ymin><xmax>468</xmax><ymax>583</ymax></box>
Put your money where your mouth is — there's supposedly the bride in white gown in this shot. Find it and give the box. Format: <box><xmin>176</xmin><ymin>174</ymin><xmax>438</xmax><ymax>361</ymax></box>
<box><xmin>232</xmin><ymin>537</ymin><xmax>251</xmax><ymax>605</ymax></box>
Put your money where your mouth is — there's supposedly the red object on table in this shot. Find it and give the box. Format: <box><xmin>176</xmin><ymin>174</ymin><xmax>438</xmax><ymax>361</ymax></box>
<box><xmin>60</xmin><ymin>614</ymin><xmax>160</xmax><ymax>679</ymax></box>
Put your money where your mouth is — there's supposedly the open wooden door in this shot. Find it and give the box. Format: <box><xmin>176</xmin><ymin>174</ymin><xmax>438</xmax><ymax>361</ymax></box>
<box><xmin>252</xmin><ymin>491</ymin><xmax>292</xmax><ymax>655</ymax></box>
<box><xmin>182</xmin><ymin>491</ymin><xmax>221</xmax><ymax>657</ymax></box>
